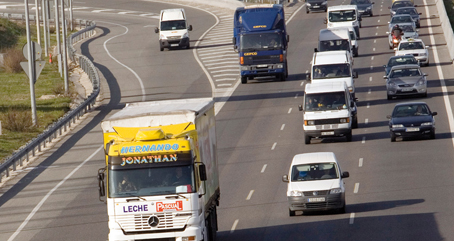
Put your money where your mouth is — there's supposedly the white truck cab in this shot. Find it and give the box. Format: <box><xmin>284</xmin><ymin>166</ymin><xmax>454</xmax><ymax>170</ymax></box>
<box><xmin>154</xmin><ymin>8</ymin><xmax>193</xmax><ymax>51</ymax></box>
<box><xmin>318</xmin><ymin>27</ymin><xmax>355</xmax><ymax>62</ymax></box>
<box><xmin>308</xmin><ymin>50</ymin><xmax>357</xmax><ymax>97</ymax></box>
<box><xmin>298</xmin><ymin>81</ymin><xmax>358</xmax><ymax>144</ymax></box>
<box><xmin>325</xmin><ymin>5</ymin><xmax>361</xmax><ymax>39</ymax></box>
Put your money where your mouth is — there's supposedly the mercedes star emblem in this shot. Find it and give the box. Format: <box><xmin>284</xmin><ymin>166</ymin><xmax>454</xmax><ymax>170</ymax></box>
<box><xmin>148</xmin><ymin>216</ymin><xmax>159</xmax><ymax>227</ymax></box>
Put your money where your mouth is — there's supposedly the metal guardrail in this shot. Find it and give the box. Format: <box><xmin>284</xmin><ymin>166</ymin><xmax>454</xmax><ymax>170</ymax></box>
<box><xmin>0</xmin><ymin>18</ymin><xmax>99</xmax><ymax>182</ymax></box>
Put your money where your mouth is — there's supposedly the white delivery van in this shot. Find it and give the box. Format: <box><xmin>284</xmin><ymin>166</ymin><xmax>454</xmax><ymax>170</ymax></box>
<box><xmin>154</xmin><ymin>8</ymin><xmax>193</xmax><ymax>51</ymax></box>
<box><xmin>318</xmin><ymin>27</ymin><xmax>355</xmax><ymax>61</ymax></box>
<box><xmin>325</xmin><ymin>5</ymin><xmax>361</xmax><ymax>39</ymax></box>
<box><xmin>308</xmin><ymin>50</ymin><xmax>358</xmax><ymax>97</ymax></box>
<box><xmin>298</xmin><ymin>81</ymin><xmax>358</xmax><ymax>144</ymax></box>
<box><xmin>282</xmin><ymin>152</ymin><xmax>350</xmax><ymax>216</ymax></box>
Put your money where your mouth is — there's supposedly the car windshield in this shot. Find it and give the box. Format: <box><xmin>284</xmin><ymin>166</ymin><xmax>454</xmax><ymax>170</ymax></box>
<box><xmin>393</xmin><ymin>104</ymin><xmax>430</xmax><ymax>117</ymax></box>
<box><xmin>399</xmin><ymin>41</ymin><xmax>424</xmax><ymax>50</ymax></box>
<box><xmin>319</xmin><ymin>40</ymin><xmax>350</xmax><ymax>51</ymax></box>
<box><xmin>351</xmin><ymin>0</ymin><xmax>370</xmax><ymax>4</ymax></box>
<box><xmin>108</xmin><ymin>165</ymin><xmax>195</xmax><ymax>198</ymax></box>
<box><xmin>291</xmin><ymin>163</ymin><xmax>339</xmax><ymax>181</ymax></box>
<box><xmin>392</xmin><ymin>1</ymin><xmax>414</xmax><ymax>10</ymax></box>
<box><xmin>304</xmin><ymin>91</ymin><xmax>347</xmax><ymax>111</ymax></box>
<box><xmin>329</xmin><ymin>10</ymin><xmax>357</xmax><ymax>22</ymax></box>
<box><xmin>388</xmin><ymin>57</ymin><xmax>418</xmax><ymax>67</ymax></box>
<box><xmin>313</xmin><ymin>63</ymin><xmax>351</xmax><ymax>79</ymax></box>
<box><xmin>389</xmin><ymin>68</ymin><xmax>421</xmax><ymax>78</ymax></box>
<box><xmin>401</xmin><ymin>25</ymin><xmax>416</xmax><ymax>32</ymax></box>
<box><xmin>396</xmin><ymin>8</ymin><xmax>417</xmax><ymax>15</ymax></box>
<box><xmin>240</xmin><ymin>33</ymin><xmax>283</xmax><ymax>51</ymax></box>
<box><xmin>391</xmin><ymin>15</ymin><xmax>413</xmax><ymax>23</ymax></box>
<box><xmin>160</xmin><ymin>20</ymin><xmax>187</xmax><ymax>31</ymax></box>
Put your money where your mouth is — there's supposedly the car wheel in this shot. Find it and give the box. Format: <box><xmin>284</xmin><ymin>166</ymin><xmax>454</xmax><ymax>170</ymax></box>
<box><xmin>339</xmin><ymin>204</ymin><xmax>346</xmax><ymax>214</ymax></box>
<box><xmin>304</xmin><ymin>134</ymin><xmax>311</xmax><ymax>144</ymax></box>
<box><xmin>370</xmin><ymin>11</ymin><xmax>373</xmax><ymax>17</ymax></box>
<box><xmin>391</xmin><ymin>132</ymin><xmax>396</xmax><ymax>142</ymax></box>
<box><xmin>430</xmin><ymin>130</ymin><xmax>436</xmax><ymax>139</ymax></box>
<box><xmin>387</xmin><ymin>94</ymin><xmax>392</xmax><ymax>100</ymax></box>
<box><xmin>423</xmin><ymin>92</ymin><xmax>427</xmax><ymax>98</ymax></box>
<box><xmin>346</xmin><ymin>132</ymin><xmax>352</xmax><ymax>142</ymax></box>
<box><xmin>187</xmin><ymin>42</ymin><xmax>190</xmax><ymax>49</ymax></box>
<box><xmin>289</xmin><ymin>209</ymin><xmax>296</xmax><ymax>216</ymax></box>
<box><xmin>306</xmin><ymin>8</ymin><xmax>309</xmax><ymax>14</ymax></box>
<box><xmin>241</xmin><ymin>76</ymin><xmax>247</xmax><ymax>84</ymax></box>
<box><xmin>425</xmin><ymin>61</ymin><xmax>430</xmax><ymax>67</ymax></box>
<box><xmin>160</xmin><ymin>46</ymin><xmax>164</xmax><ymax>51</ymax></box>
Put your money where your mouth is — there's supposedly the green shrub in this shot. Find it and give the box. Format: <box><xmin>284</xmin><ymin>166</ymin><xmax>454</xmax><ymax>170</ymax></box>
<box><xmin>1</xmin><ymin>108</ymin><xmax>34</xmax><ymax>132</ymax></box>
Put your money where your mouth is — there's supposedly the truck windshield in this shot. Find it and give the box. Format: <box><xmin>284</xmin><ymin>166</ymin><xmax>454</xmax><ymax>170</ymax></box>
<box><xmin>329</xmin><ymin>10</ymin><xmax>357</xmax><ymax>22</ymax></box>
<box><xmin>305</xmin><ymin>91</ymin><xmax>347</xmax><ymax>111</ymax></box>
<box><xmin>291</xmin><ymin>163</ymin><xmax>339</xmax><ymax>181</ymax></box>
<box><xmin>108</xmin><ymin>165</ymin><xmax>195</xmax><ymax>198</ymax></box>
<box><xmin>313</xmin><ymin>63</ymin><xmax>351</xmax><ymax>79</ymax></box>
<box><xmin>319</xmin><ymin>40</ymin><xmax>350</xmax><ymax>51</ymax></box>
<box><xmin>161</xmin><ymin>20</ymin><xmax>186</xmax><ymax>31</ymax></box>
<box><xmin>240</xmin><ymin>33</ymin><xmax>283</xmax><ymax>51</ymax></box>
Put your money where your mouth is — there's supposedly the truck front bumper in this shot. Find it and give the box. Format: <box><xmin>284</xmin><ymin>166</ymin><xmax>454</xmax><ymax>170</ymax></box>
<box><xmin>240</xmin><ymin>63</ymin><xmax>285</xmax><ymax>77</ymax></box>
<box><xmin>160</xmin><ymin>37</ymin><xmax>190</xmax><ymax>49</ymax></box>
<box><xmin>288</xmin><ymin>193</ymin><xmax>345</xmax><ymax>212</ymax></box>
<box><xmin>109</xmin><ymin>225</ymin><xmax>202</xmax><ymax>241</ymax></box>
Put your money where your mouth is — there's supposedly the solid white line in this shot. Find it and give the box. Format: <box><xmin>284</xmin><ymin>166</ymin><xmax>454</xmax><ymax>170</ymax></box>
<box><xmin>281</xmin><ymin>124</ymin><xmax>285</xmax><ymax>130</ymax></box>
<box><xmin>261</xmin><ymin>164</ymin><xmax>267</xmax><ymax>173</ymax></box>
<box><xmin>271</xmin><ymin>142</ymin><xmax>277</xmax><ymax>150</ymax></box>
<box><xmin>354</xmin><ymin>183</ymin><xmax>360</xmax><ymax>193</ymax></box>
<box><xmin>365</xmin><ymin>118</ymin><xmax>368</xmax><ymax>124</ymax></box>
<box><xmin>423</xmin><ymin>0</ymin><xmax>454</xmax><ymax>147</ymax></box>
<box><xmin>359</xmin><ymin>158</ymin><xmax>363</xmax><ymax>167</ymax></box>
<box><xmin>288</xmin><ymin>108</ymin><xmax>292</xmax><ymax>114</ymax></box>
<box><xmin>98</xmin><ymin>21</ymin><xmax>146</xmax><ymax>101</ymax></box>
<box><xmin>286</xmin><ymin>3</ymin><xmax>307</xmax><ymax>23</ymax></box>
<box><xmin>7</xmin><ymin>146</ymin><xmax>103</xmax><ymax>241</ymax></box>
<box><xmin>362</xmin><ymin>137</ymin><xmax>366</xmax><ymax>144</ymax></box>
<box><xmin>215</xmin><ymin>78</ymin><xmax>237</xmax><ymax>82</ymax></box>
<box><xmin>349</xmin><ymin>213</ymin><xmax>355</xmax><ymax>224</ymax></box>
<box><xmin>231</xmin><ymin>219</ymin><xmax>239</xmax><ymax>233</ymax></box>
<box><xmin>246</xmin><ymin>190</ymin><xmax>254</xmax><ymax>200</ymax></box>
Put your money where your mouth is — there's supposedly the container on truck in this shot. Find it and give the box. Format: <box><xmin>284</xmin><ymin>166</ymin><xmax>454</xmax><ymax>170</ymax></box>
<box><xmin>233</xmin><ymin>4</ymin><xmax>289</xmax><ymax>84</ymax></box>
<box><xmin>97</xmin><ymin>98</ymin><xmax>220</xmax><ymax>241</ymax></box>
<box><xmin>154</xmin><ymin>8</ymin><xmax>193</xmax><ymax>51</ymax></box>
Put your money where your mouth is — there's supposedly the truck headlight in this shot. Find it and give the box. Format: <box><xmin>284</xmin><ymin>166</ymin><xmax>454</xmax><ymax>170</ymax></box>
<box><xmin>421</xmin><ymin>122</ymin><xmax>433</xmax><ymax>126</ymax></box>
<box><xmin>182</xmin><ymin>237</ymin><xmax>196</xmax><ymax>241</ymax></box>
<box><xmin>276</xmin><ymin>64</ymin><xmax>284</xmax><ymax>69</ymax></box>
<box><xmin>392</xmin><ymin>124</ymin><xmax>404</xmax><ymax>128</ymax></box>
<box><xmin>304</xmin><ymin>120</ymin><xmax>315</xmax><ymax>125</ymax></box>
<box><xmin>160</xmin><ymin>34</ymin><xmax>167</xmax><ymax>40</ymax></box>
<box><xmin>290</xmin><ymin>190</ymin><xmax>303</xmax><ymax>197</ymax></box>
<box><xmin>340</xmin><ymin>118</ymin><xmax>349</xmax><ymax>123</ymax></box>
<box><xmin>240</xmin><ymin>66</ymin><xmax>249</xmax><ymax>71</ymax></box>
<box><xmin>182</xmin><ymin>32</ymin><xmax>189</xmax><ymax>39</ymax></box>
<box><xmin>330</xmin><ymin>188</ymin><xmax>342</xmax><ymax>194</ymax></box>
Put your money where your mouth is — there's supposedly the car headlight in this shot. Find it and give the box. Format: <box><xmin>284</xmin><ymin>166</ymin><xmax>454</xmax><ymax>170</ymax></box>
<box><xmin>340</xmin><ymin>118</ymin><xmax>350</xmax><ymax>123</ymax></box>
<box><xmin>366</xmin><ymin>6</ymin><xmax>372</xmax><ymax>9</ymax></box>
<box><xmin>391</xmin><ymin>11</ymin><xmax>396</xmax><ymax>14</ymax></box>
<box><xmin>415</xmin><ymin>79</ymin><xmax>425</xmax><ymax>86</ymax></box>
<box><xmin>421</xmin><ymin>122</ymin><xmax>433</xmax><ymax>126</ymax></box>
<box><xmin>322</xmin><ymin>1</ymin><xmax>327</xmax><ymax>5</ymax></box>
<box><xmin>306</xmin><ymin>3</ymin><xmax>311</xmax><ymax>6</ymax></box>
<box><xmin>392</xmin><ymin>124</ymin><xmax>404</xmax><ymax>128</ymax></box>
<box><xmin>330</xmin><ymin>188</ymin><xmax>342</xmax><ymax>194</ymax></box>
<box><xmin>182</xmin><ymin>32</ymin><xmax>189</xmax><ymax>39</ymax></box>
<box><xmin>388</xmin><ymin>81</ymin><xmax>396</xmax><ymax>87</ymax></box>
<box><xmin>160</xmin><ymin>34</ymin><xmax>167</xmax><ymax>40</ymax></box>
<box><xmin>290</xmin><ymin>190</ymin><xmax>303</xmax><ymax>197</ymax></box>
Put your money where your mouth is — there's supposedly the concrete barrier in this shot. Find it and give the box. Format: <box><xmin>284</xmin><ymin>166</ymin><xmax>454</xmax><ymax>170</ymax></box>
<box><xmin>435</xmin><ymin>0</ymin><xmax>454</xmax><ymax>61</ymax></box>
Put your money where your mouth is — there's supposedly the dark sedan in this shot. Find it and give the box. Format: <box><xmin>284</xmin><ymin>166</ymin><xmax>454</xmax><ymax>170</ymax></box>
<box><xmin>387</xmin><ymin>102</ymin><xmax>436</xmax><ymax>142</ymax></box>
<box><xmin>306</xmin><ymin>0</ymin><xmax>328</xmax><ymax>13</ymax></box>
<box><xmin>396</xmin><ymin>7</ymin><xmax>421</xmax><ymax>28</ymax></box>
<box><xmin>389</xmin><ymin>0</ymin><xmax>415</xmax><ymax>16</ymax></box>
<box><xmin>351</xmin><ymin>0</ymin><xmax>375</xmax><ymax>16</ymax></box>
<box><xmin>383</xmin><ymin>55</ymin><xmax>418</xmax><ymax>75</ymax></box>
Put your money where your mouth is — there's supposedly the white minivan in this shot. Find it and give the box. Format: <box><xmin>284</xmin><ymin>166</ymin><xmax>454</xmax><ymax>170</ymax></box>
<box><xmin>154</xmin><ymin>8</ymin><xmax>193</xmax><ymax>51</ymax></box>
<box><xmin>325</xmin><ymin>5</ymin><xmax>361</xmax><ymax>39</ymax></box>
<box><xmin>282</xmin><ymin>152</ymin><xmax>350</xmax><ymax>216</ymax></box>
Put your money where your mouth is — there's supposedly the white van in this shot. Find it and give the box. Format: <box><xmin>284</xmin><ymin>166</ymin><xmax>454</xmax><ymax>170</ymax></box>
<box><xmin>318</xmin><ymin>28</ymin><xmax>355</xmax><ymax>61</ymax></box>
<box><xmin>298</xmin><ymin>81</ymin><xmax>358</xmax><ymax>144</ymax></box>
<box><xmin>282</xmin><ymin>152</ymin><xmax>350</xmax><ymax>216</ymax></box>
<box><xmin>308</xmin><ymin>50</ymin><xmax>358</xmax><ymax>97</ymax></box>
<box><xmin>325</xmin><ymin>5</ymin><xmax>361</xmax><ymax>39</ymax></box>
<box><xmin>154</xmin><ymin>9</ymin><xmax>193</xmax><ymax>51</ymax></box>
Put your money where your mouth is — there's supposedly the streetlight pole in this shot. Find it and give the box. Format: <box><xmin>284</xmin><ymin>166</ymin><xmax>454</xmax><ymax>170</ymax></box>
<box><xmin>24</xmin><ymin>0</ymin><xmax>38</xmax><ymax>126</ymax></box>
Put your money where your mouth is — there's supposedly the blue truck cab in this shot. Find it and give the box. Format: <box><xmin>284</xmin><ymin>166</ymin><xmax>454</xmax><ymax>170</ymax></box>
<box><xmin>233</xmin><ymin>4</ymin><xmax>289</xmax><ymax>84</ymax></box>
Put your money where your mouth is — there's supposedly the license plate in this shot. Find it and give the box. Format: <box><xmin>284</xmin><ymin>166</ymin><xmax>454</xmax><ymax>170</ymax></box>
<box><xmin>313</xmin><ymin>5</ymin><xmax>320</xmax><ymax>8</ymax></box>
<box><xmin>406</xmin><ymin>127</ymin><xmax>420</xmax><ymax>132</ymax></box>
<box><xmin>401</xmin><ymin>88</ymin><xmax>413</xmax><ymax>92</ymax></box>
<box><xmin>321</xmin><ymin>131</ymin><xmax>334</xmax><ymax>135</ymax></box>
<box><xmin>308</xmin><ymin>197</ymin><xmax>325</xmax><ymax>202</ymax></box>
<box><xmin>257</xmin><ymin>64</ymin><xmax>268</xmax><ymax>68</ymax></box>
<box><xmin>171</xmin><ymin>44</ymin><xmax>179</xmax><ymax>47</ymax></box>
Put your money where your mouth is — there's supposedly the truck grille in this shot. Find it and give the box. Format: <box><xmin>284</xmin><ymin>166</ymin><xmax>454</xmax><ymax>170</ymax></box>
<box><xmin>167</xmin><ymin>36</ymin><xmax>181</xmax><ymax>40</ymax></box>
<box><xmin>314</xmin><ymin>118</ymin><xmax>343</xmax><ymax>125</ymax></box>
<box><xmin>116</xmin><ymin>212</ymin><xmax>191</xmax><ymax>232</ymax></box>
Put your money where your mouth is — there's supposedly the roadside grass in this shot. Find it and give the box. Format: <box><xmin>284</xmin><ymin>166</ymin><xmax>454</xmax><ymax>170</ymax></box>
<box><xmin>0</xmin><ymin>18</ymin><xmax>74</xmax><ymax>162</ymax></box>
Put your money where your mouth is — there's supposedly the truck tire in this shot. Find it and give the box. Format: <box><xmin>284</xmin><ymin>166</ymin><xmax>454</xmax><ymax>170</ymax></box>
<box><xmin>160</xmin><ymin>46</ymin><xmax>164</xmax><ymax>51</ymax></box>
<box><xmin>352</xmin><ymin>116</ymin><xmax>358</xmax><ymax>129</ymax></box>
<box><xmin>289</xmin><ymin>209</ymin><xmax>296</xmax><ymax>216</ymax></box>
<box><xmin>346</xmin><ymin>132</ymin><xmax>352</xmax><ymax>142</ymax></box>
<box><xmin>304</xmin><ymin>135</ymin><xmax>311</xmax><ymax>144</ymax></box>
<box><xmin>241</xmin><ymin>76</ymin><xmax>247</xmax><ymax>84</ymax></box>
<box><xmin>285</xmin><ymin>64</ymin><xmax>289</xmax><ymax>78</ymax></box>
<box><xmin>207</xmin><ymin>208</ymin><xmax>218</xmax><ymax>241</ymax></box>
<box><xmin>279</xmin><ymin>73</ymin><xmax>286</xmax><ymax>81</ymax></box>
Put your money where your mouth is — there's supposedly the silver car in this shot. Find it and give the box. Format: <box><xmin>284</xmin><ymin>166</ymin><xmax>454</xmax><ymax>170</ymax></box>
<box><xmin>384</xmin><ymin>64</ymin><xmax>427</xmax><ymax>100</ymax></box>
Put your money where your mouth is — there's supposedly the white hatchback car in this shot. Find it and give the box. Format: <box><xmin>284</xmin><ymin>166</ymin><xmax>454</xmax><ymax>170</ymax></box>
<box><xmin>395</xmin><ymin>38</ymin><xmax>429</xmax><ymax>66</ymax></box>
<box><xmin>282</xmin><ymin>152</ymin><xmax>350</xmax><ymax>216</ymax></box>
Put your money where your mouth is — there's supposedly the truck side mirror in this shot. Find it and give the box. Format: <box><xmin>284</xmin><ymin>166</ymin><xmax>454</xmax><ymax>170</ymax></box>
<box><xmin>188</xmin><ymin>25</ymin><xmax>193</xmax><ymax>31</ymax></box>
<box><xmin>97</xmin><ymin>168</ymin><xmax>106</xmax><ymax>202</ymax></box>
<box><xmin>314</xmin><ymin>48</ymin><xmax>318</xmax><ymax>52</ymax></box>
<box><xmin>386</xmin><ymin>115</ymin><xmax>391</xmax><ymax>119</ymax></box>
<box><xmin>232</xmin><ymin>37</ymin><xmax>236</xmax><ymax>45</ymax></box>
<box><xmin>298</xmin><ymin>105</ymin><xmax>303</xmax><ymax>111</ymax></box>
<box><xmin>199</xmin><ymin>163</ymin><xmax>207</xmax><ymax>181</ymax></box>
<box><xmin>354</xmin><ymin>71</ymin><xmax>358</xmax><ymax>78</ymax></box>
<box><xmin>282</xmin><ymin>175</ymin><xmax>289</xmax><ymax>182</ymax></box>
<box><xmin>306</xmin><ymin>73</ymin><xmax>311</xmax><ymax>81</ymax></box>
<box><xmin>341</xmin><ymin>172</ymin><xmax>350</xmax><ymax>178</ymax></box>
<box><xmin>154</xmin><ymin>27</ymin><xmax>159</xmax><ymax>33</ymax></box>
<box><xmin>324</xmin><ymin>18</ymin><xmax>327</xmax><ymax>24</ymax></box>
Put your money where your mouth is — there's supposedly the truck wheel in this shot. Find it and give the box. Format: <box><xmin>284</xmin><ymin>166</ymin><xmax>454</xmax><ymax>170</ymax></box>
<box><xmin>279</xmin><ymin>73</ymin><xmax>286</xmax><ymax>81</ymax></box>
<box><xmin>187</xmin><ymin>42</ymin><xmax>190</xmax><ymax>49</ymax></box>
<box><xmin>285</xmin><ymin>64</ymin><xmax>289</xmax><ymax>78</ymax></box>
<box><xmin>430</xmin><ymin>130</ymin><xmax>436</xmax><ymax>139</ymax></box>
<box><xmin>352</xmin><ymin>116</ymin><xmax>358</xmax><ymax>129</ymax></box>
<box><xmin>304</xmin><ymin>135</ymin><xmax>311</xmax><ymax>144</ymax></box>
<box><xmin>289</xmin><ymin>209</ymin><xmax>296</xmax><ymax>216</ymax></box>
<box><xmin>241</xmin><ymin>76</ymin><xmax>247</xmax><ymax>84</ymax></box>
<box><xmin>207</xmin><ymin>208</ymin><xmax>218</xmax><ymax>241</ymax></box>
<box><xmin>160</xmin><ymin>46</ymin><xmax>164</xmax><ymax>51</ymax></box>
<box><xmin>346</xmin><ymin>132</ymin><xmax>352</xmax><ymax>142</ymax></box>
<box><xmin>338</xmin><ymin>204</ymin><xmax>346</xmax><ymax>214</ymax></box>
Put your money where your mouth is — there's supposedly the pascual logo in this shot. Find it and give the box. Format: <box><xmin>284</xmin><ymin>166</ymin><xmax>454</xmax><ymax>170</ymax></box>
<box><xmin>156</xmin><ymin>201</ymin><xmax>183</xmax><ymax>212</ymax></box>
<box><xmin>244</xmin><ymin>52</ymin><xmax>257</xmax><ymax>56</ymax></box>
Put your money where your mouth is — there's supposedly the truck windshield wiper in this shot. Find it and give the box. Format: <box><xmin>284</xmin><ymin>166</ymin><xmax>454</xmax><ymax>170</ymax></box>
<box><xmin>163</xmin><ymin>191</ymin><xmax>187</xmax><ymax>199</ymax></box>
<box><xmin>125</xmin><ymin>194</ymin><xmax>147</xmax><ymax>202</ymax></box>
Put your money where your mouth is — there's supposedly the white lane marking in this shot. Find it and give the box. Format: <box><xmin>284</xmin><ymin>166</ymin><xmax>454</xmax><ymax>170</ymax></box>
<box><xmin>207</xmin><ymin>64</ymin><xmax>238</xmax><ymax>69</ymax></box>
<box><xmin>98</xmin><ymin>21</ymin><xmax>146</xmax><ymax>101</ymax></box>
<box><xmin>281</xmin><ymin>124</ymin><xmax>285</xmax><ymax>130</ymax></box>
<box><xmin>371</xmin><ymin>56</ymin><xmax>374</xmax><ymax>60</ymax></box>
<box><xmin>376</xmin><ymin>26</ymin><xmax>379</xmax><ymax>29</ymax></box>
<box><xmin>217</xmin><ymin>84</ymin><xmax>232</xmax><ymax>87</ymax></box>
<box><xmin>288</xmin><ymin>108</ymin><xmax>292</xmax><ymax>114</ymax></box>
<box><xmin>365</xmin><ymin>118</ymin><xmax>369</xmax><ymax>124</ymax></box>
<box><xmin>378</xmin><ymin>19</ymin><xmax>380</xmax><ymax>22</ymax></box>
<box><xmin>205</xmin><ymin>61</ymin><xmax>238</xmax><ymax>66</ymax></box>
<box><xmin>231</xmin><ymin>219</ymin><xmax>239</xmax><ymax>233</ymax></box>
<box><xmin>380</xmin><ymin>8</ymin><xmax>382</xmax><ymax>11</ymax></box>
<box><xmin>369</xmin><ymin>76</ymin><xmax>372</xmax><ymax>82</ymax></box>
<box><xmin>423</xmin><ymin>0</ymin><xmax>454</xmax><ymax>147</ymax></box>
<box><xmin>92</xmin><ymin>9</ymin><xmax>112</xmax><ymax>13</ymax></box>
<box><xmin>368</xmin><ymin>89</ymin><xmax>371</xmax><ymax>94</ymax></box>
<box><xmin>295</xmin><ymin>93</ymin><xmax>299</xmax><ymax>99</ymax></box>
<box><xmin>359</xmin><ymin>158</ymin><xmax>363</xmax><ymax>167</ymax></box>
<box><xmin>271</xmin><ymin>142</ymin><xmax>277</xmax><ymax>150</ymax></box>
<box><xmin>143</xmin><ymin>25</ymin><xmax>157</xmax><ymax>28</ymax></box>
<box><xmin>367</xmin><ymin>103</ymin><xmax>370</xmax><ymax>108</ymax></box>
<box><xmin>286</xmin><ymin>3</ymin><xmax>307</xmax><ymax>23</ymax></box>
<box><xmin>375</xmin><ymin>33</ymin><xmax>378</xmax><ymax>36</ymax></box>
<box><xmin>261</xmin><ymin>164</ymin><xmax>267</xmax><ymax>173</ymax></box>
<box><xmin>7</xmin><ymin>146</ymin><xmax>103</xmax><ymax>241</ymax></box>
<box><xmin>246</xmin><ymin>190</ymin><xmax>254</xmax><ymax>200</ymax></box>
<box><xmin>374</xmin><ymin>39</ymin><xmax>376</xmax><ymax>43</ymax></box>
<box><xmin>301</xmin><ymin>81</ymin><xmax>304</xmax><ymax>86</ymax></box>
<box><xmin>215</xmin><ymin>78</ymin><xmax>237</xmax><ymax>82</ymax></box>
<box><xmin>350</xmin><ymin>213</ymin><xmax>355</xmax><ymax>224</ymax></box>
<box><xmin>211</xmin><ymin>69</ymin><xmax>239</xmax><ymax>73</ymax></box>
<box><xmin>362</xmin><ymin>137</ymin><xmax>366</xmax><ymax>144</ymax></box>
<box><xmin>354</xmin><ymin>183</ymin><xmax>360</xmax><ymax>193</ymax></box>
<box><xmin>118</xmin><ymin>11</ymin><xmax>137</xmax><ymax>14</ymax></box>
<box><xmin>140</xmin><ymin>13</ymin><xmax>156</xmax><ymax>17</ymax></box>
<box><xmin>213</xmin><ymin>73</ymin><xmax>238</xmax><ymax>77</ymax></box>
<box><xmin>197</xmin><ymin>46</ymin><xmax>232</xmax><ymax>53</ymax></box>
<box><xmin>373</xmin><ymin>48</ymin><xmax>376</xmax><ymax>52</ymax></box>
